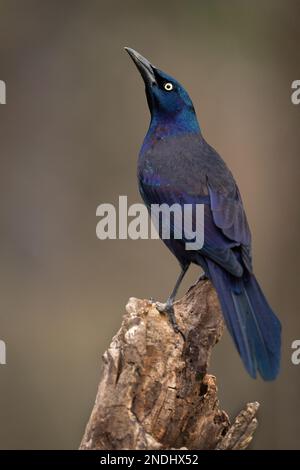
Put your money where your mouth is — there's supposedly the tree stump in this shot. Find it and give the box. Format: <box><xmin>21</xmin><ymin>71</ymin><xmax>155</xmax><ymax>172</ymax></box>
<box><xmin>80</xmin><ymin>280</ymin><xmax>259</xmax><ymax>450</ymax></box>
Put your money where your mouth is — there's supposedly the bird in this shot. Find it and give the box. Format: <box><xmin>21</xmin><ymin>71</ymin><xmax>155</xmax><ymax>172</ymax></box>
<box><xmin>125</xmin><ymin>47</ymin><xmax>281</xmax><ymax>380</ymax></box>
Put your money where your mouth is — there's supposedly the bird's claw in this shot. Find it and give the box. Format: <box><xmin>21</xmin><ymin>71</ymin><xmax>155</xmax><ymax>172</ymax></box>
<box><xmin>155</xmin><ymin>302</ymin><xmax>185</xmax><ymax>340</ymax></box>
<box><xmin>155</xmin><ymin>301</ymin><xmax>167</xmax><ymax>313</ymax></box>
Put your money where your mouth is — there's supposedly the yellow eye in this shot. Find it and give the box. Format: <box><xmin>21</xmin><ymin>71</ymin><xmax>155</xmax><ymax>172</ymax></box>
<box><xmin>164</xmin><ymin>82</ymin><xmax>173</xmax><ymax>91</ymax></box>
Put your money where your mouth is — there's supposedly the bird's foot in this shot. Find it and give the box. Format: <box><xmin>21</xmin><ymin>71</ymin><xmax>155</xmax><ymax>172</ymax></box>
<box><xmin>155</xmin><ymin>301</ymin><xmax>185</xmax><ymax>340</ymax></box>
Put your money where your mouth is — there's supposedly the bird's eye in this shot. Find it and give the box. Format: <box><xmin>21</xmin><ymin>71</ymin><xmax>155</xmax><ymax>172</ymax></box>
<box><xmin>164</xmin><ymin>82</ymin><xmax>173</xmax><ymax>91</ymax></box>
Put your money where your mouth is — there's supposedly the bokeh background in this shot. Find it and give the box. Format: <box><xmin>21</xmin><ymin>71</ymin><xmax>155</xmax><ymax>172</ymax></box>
<box><xmin>0</xmin><ymin>0</ymin><xmax>299</xmax><ymax>449</ymax></box>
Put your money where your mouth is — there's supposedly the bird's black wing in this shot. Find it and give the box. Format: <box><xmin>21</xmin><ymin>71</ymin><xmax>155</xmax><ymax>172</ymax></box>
<box><xmin>204</xmin><ymin>142</ymin><xmax>252</xmax><ymax>272</ymax></box>
<box><xmin>139</xmin><ymin>176</ymin><xmax>244</xmax><ymax>277</ymax></box>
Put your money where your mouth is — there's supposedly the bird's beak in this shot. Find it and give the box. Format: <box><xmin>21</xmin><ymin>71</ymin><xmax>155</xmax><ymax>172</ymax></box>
<box><xmin>124</xmin><ymin>47</ymin><xmax>156</xmax><ymax>86</ymax></box>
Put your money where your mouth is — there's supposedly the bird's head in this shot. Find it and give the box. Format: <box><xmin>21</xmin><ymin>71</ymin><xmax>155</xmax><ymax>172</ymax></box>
<box><xmin>125</xmin><ymin>47</ymin><xmax>200</xmax><ymax>134</ymax></box>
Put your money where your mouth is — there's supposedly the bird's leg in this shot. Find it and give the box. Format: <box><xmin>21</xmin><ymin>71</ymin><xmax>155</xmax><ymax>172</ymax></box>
<box><xmin>155</xmin><ymin>263</ymin><xmax>190</xmax><ymax>337</ymax></box>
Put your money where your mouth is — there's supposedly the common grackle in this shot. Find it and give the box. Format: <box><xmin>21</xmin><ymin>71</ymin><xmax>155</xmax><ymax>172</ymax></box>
<box><xmin>125</xmin><ymin>47</ymin><xmax>281</xmax><ymax>380</ymax></box>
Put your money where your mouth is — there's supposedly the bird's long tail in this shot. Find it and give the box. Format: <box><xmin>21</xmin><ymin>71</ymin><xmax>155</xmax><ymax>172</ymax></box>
<box><xmin>206</xmin><ymin>260</ymin><xmax>281</xmax><ymax>380</ymax></box>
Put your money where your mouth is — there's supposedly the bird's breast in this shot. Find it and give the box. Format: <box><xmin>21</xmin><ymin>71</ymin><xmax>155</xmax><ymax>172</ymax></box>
<box><xmin>138</xmin><ymin>132</ymin><xmax>237</xmax><ymax>201</ymax></box>
<box><xmin>138</xmin><ymin>133</ymin><xmax>210</xmax><ymax>196</ymax></box>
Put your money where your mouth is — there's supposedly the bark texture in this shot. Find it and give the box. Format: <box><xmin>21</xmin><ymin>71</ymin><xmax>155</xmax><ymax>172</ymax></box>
<box><xmin>80</xmin><ymin>280</ymin><xmax>259</xmax><ymax>450</ymax></box>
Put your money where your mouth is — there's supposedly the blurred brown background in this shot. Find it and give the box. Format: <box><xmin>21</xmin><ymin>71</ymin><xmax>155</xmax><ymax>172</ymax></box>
<box><xmin>0</xmin><ymin>0</ymin><xmax>299</xmax><ymax>449</ymax></box>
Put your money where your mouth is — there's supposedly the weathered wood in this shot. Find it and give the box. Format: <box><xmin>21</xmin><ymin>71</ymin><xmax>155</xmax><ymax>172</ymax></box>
<box><xmin>80</xmin><ymin>280</ymin><xmax>259</xmax><ymax>450</ymax></box>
